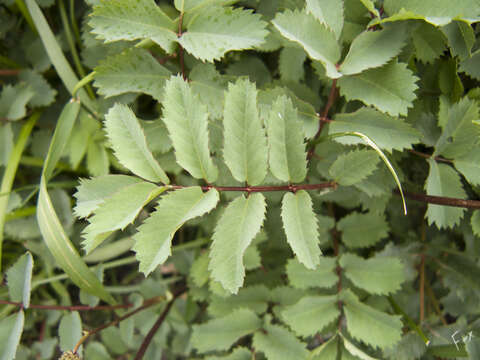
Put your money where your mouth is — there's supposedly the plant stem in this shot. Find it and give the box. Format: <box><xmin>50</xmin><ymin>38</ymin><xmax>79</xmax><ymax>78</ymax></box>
<box><xmin>399</xmin><ymin>190</ymin><xmax>480</xmax><ymax>209</ymax></box>
<box><xmin>134</xmin><ymin>288</ymin><xmax>186</xmax><ymax>360</ymax></box>
<box><xmin>169</xmin><ymin>182</ymin><xmax>337</xmax><ymax>193</ymax></box>
<box><xmin>72</xmin><ymin>295</ymin><xmax>167</xmax><ymax>354</ymax></box>
<box><xmin>0</xmin><ymin>299</ymin><xmax>131</xmax><ymax>311</ymax></box>
<box><xmin>15</xmin><ymin>0</ymin><xmax>37</xmax><ymax>34</ymax></box>
<box><xmin>408</xmin><ymin>149</ymin><xmax>453</xmax><ymax>164</ymax></box>
<box><xmin>0</xmin><ymin>111</ymin><xmax>39</xmax><ymax>272</ymax></box>
<box><xmin>388</xmin><ymin>296</ymin><xmax>430</xmax><ymax>346</ymax></box>
<box><xmin>0</xmin><ymin>69</ymin><xmax>21</xmax><ymax>76</ymax></box>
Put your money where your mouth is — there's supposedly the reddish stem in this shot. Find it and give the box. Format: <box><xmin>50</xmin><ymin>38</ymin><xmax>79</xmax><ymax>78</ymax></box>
<box><xmin>0</xmin><ymin>299</ymin><xmax>131</xmax><ymax>311</ymax></box>
<box><xmin>170</xmin><ymin>182</ymin><xmax>337</xmax><ymax>193</ymax></box>
<box><xmin>408</xmin><ymin>149</ymin><xmax>453</xmax><ymax>164</ymax></box>
<box><xmin>0</xmin><ymin>69</ymin><xmax>20</xmax><ymax>76</ymax></box>
<box><xmin>399</xmin><ymin>190</ymin><xmax>480</xmax><ymax>209</ymax></box>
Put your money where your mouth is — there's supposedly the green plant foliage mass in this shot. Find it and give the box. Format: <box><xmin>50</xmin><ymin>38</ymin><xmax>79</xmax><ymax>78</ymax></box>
<box><xmin>1</xmin><ymin>0</ymin><xmax>480</xmax><ymax>359</ymax></box>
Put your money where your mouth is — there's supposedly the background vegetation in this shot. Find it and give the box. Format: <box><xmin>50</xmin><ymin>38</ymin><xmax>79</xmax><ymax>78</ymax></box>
<box><xmin>1</xmin><ymin>0</ymin><xmax>480</xmax><ymax>359</ymax></box>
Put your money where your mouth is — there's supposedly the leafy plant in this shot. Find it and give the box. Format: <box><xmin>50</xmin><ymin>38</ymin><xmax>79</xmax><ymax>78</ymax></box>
<box><xmin>1</xmin><ymin>0</ymin><xmax>480</xmax><ymax>359</ymax></box>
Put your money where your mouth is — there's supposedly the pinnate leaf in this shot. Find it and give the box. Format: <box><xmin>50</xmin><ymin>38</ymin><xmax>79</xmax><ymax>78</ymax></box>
<box><xmin>59</xmin><ymin>312</ymin><xmax>82</xmax><ymax>355</ymax></box>
<box><xmin>337</xmin><ymin>212</ymin><xmax>389</xmax><ymax>248</ymax></box>
<box><xmin>179</xmin><ymin>6</ymin><xmax>268</xmax><ymax>62</ymax></box>
<box><xmin>329</xmin><ymin>149</ymin><xmax>380</xmax><ymax>186</ymax></box>
<box><xmin>425</xmin><ymin>159</ymin><xmax>466</xmax><ymax>229</ymax></box>
<box><xmin>93</xmin><ymin>48</ymin><xmax>171</xmax><ymax>101</ymax></box>
<box><xmin>340</xmin><ymin>24</ymin><xmax>407</xmax><ymax>75</ymax></box>
<box><xmin>0</xmin><ymin>83</ymin><xmax>34</xmax><ymax>121</ymax></box>
<box><xmin>162</xmin><ymin>75</ymin><xmax>218</xmax><ymax>182</ymax></box>
<box><xmin>253</xmin><ymin>321</ymin><xmax>309</xmax><ymax>360</ymax></box>
<box><xmin>272</xmin><ymin>9</ymin><xmax>341</xmax><ymax>78</ymax></box>
<box><xmin>306</xmin><ymin>0</ymin><xmax>344</xmax><ymax>39</ymax></box>
<box><xmin>340</xmin><ymin>253</ymin><xmax>405</xmax><ymax>295</ymax></box>
<box><xmin>412</xmin><ymin>22</ymin><xmax>447</xmax><ymax>64</ymax></box>
<box><xmin>338</xmin><ymin>61</ymin><xmax>418</xmax><ymax>116</ymax></box>
<box><xmin>342</xmin><ymin>289</ymin><xmax>402</xmax><ymax>350</ymax></box>
<box><xmin>104</xmin><ymin>104</ymin><xmax>169</xmax><ymax>183</ymax></box>
<box><xmin>6</xmin><ymin>252</ymin><xmax>33</xmax><ymax>308</ymax></box>
<box><xmin>223</xmin><ymin>79</ymin><xmax>267</xmax><ymax>185</ymax></box>
<box><xmin>18</xmin><ymin>70</ymin><xmax>57</xmax><ymax>107</ymax></box>
<box><xmin>267</xmin><ymin>96</ymin><xmax>307</xmax><ymax>183</ymax></box>
<box><xmin>81</xmin><ymin>182</ymin><xmax>164</xmax><ymax>253</ymax></box>
<box><xmin>286</xmin><ymin>257</ymin><xmax>337</xmax><ymax>289</ymax></box>
<box><xmin>282</xmin><ymin>295</ymin><xmax>340</xmax><ymax>337</ymax></box>
<box><xmin>89</xmin><ymin>0</ymin><xmax>177</xmax><ymax>52</ymax></box>
<box><xmin>209</xmin><ymin>193</ymin><xmax>266</xmax><ymax>294</ymax></box>
<box><xmin>330</xmin><ymin>107</ymin><xmax>420</xmax><ymax>152</ymax></box>
<box><xmin>281</xmin><ymin>191</ymin><xmax>320</xmax><ymax>269</ymax></box>
<box><xmin>133</xmin><ymin>187</ymin><xmax>219</xmax><ymax>275</ymax></box>
<box><xmin>192</xmin><ymin>308</ymin><xmax>261</xmax><ymax>353</ymax></box>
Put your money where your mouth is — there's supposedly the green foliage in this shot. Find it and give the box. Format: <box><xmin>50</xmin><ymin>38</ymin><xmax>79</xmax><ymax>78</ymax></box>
<box><xmin>209</xmin><ymin>193</ymin><xmax>266</xmax><ymax>294</ymax></box>
<box><xmin>3</xmin><ymin>0</ymin><xmax>480</xmax><ymax>359</ymax></box>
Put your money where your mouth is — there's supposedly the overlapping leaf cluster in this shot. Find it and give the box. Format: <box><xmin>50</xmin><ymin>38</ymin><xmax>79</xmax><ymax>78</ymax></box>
<box><xmin>1</xmin><ymin>0</ymin><xmax>480</xmax><ymax>359</ymax></box>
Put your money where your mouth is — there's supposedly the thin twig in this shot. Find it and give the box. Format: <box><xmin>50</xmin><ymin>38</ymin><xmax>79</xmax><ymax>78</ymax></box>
<box><xmin>73</xmin><ymin>296</ymin><xmax>166</xmax><ymax>354</ymax></box>
<box><xmin>0</xmin><ymin>299</ymin><xmax>132</xmax><ymax>311</ymax></box>
<box><xmin>0</xmin><ymin>69</ymin><xmax>20</xmax><ymax>76</ymax></box>
<box><xmin>408</xmin><ymin>149</ymin><xmax>453</xmax><ymax>164</ymax></box>
<box><xmin>134</xmin><ymin>288</ymin><xmax>186</xmax><ymax>360</ymax></box>
<box><xmin>169</xmin><ymin>182</ymin><xmax>337</xmax><ymax>193</ymax></box>
<box><xmin>398</xmin><ymin>190</ymin><xmax>480</xmax><ymax>209</ymax></box>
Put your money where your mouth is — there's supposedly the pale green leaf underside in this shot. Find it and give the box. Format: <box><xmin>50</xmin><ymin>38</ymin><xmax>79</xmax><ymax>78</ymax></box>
<box><xmin>281</xmin><ymin>191</ymin><xmax>320</xmax><ymax>269</ymax></box>
<box><xmin>329</xmin><ymin>149</ymin><xmax>380</xmax><ymax>186</ymax></box>
<box><xmin>286</xmin><ymin>257</ymin><xmax>337</xmax><ymax>289</ymax></box>
<box><xmin>133</xmin><ymin>187</ymin><xmax>219</xmax><ymax>275</ymax></box>
<box><xmin>253</xmin><ymin>321</ymin><xmax>309</xmax><ymax>360</ymax></box>
<box><xmin>74</xmin><ymin>175</ymin><xmax>143</xmax><ymax>218</ymax></box>
<box><xmin>59</xmin><ymin>312</ymin><xmax>82</xmax><ymax>354</ymax></box>
<box><xmin>93</xmin><ymin>48</ymin><xmax>171</xmax><ymax>101</ymax></box>
<box><xmin>209</xmin><ymin>193</ymin><xmax>266</xmax><ymax>294</ymax></box>
<box><xmin>383</xmin><ymin>0</ymin><xmax>480</xmax><ymax>26</ymax></box>
<box><xmin>82</xmin><ymin>182</ymin><xmax>163</xmax><ymax>253</ymax></box>
<box><xmin>425</xmin><ymin>159</ymin><xmax>466</xmax><ymax>229</ymax></box>
<box><xmin>205</xmin><ymin>347</ymin><xmax>251</xmax><ymax>360</ymax></box>
<box><xmin>208</xmin><ymin>285</ymin><xmax>271</xmax><ymax>317</ymax></box>
<box><xmin>179</xmin><ymin>7</ymin><xmax>268</xmax><ymax>62</ymax></box>
<box><xmin>162</xmin><ymin>75</ymin><xmax>218</xmax><ymax>182</ymax></box>
<box><xmin>0</xmin><ymin>311</ymin><xmax>24</xmax><ymax>360</ymax></box>
<box><xmin>454</xmin><ymin>150</ymin><xmax>480</xmax><ymax>186</ymax></box>
<box><xmin>6</xmin><ymin>252</ymin><xmax>33</xmax><ymax>308</ymax></box>
<box><xmin>267</xmin><ymin>96</ymin><xmax>307</xmax><ymax>183</ymax></box>
<box><xmin>338</xmin><ymin>61</ymin><xmax>419</xmax><ymax>116</ymax></box>
<box><xmin>272</xmin><ymin>9</ymin><xmax>341</xmax><ymax>78</ymax></box>
<box><xmin>330</xmin><ymin>107</ymin><xmax>421</xmax><ymax>152</ymax></box>
<box><xmin>340</xmin><ymin>24</ymin><xmax>407</xmax><ymax>75</ymax></box>
<box><xmin>89</xmin><ymin>0</ymin><xmax>177</xmax><ymax>52</ymax></box>
<box><xmin>337</xmin><ymin>212</ymin><xmax>389</xmax><ymax>248</ymax></box>
<box><xmin>282</xmin><ymin>295</ymin><xmax>339</xmax><ymax>337</ymax></box>
<box><xmin>306</xmin><ymin>0</ymin><xmax>344</xmax><ymax>39</ymax></box>
<box><xmin>191</xmin><ymin>308</ymin><xmax>261</xmax><ymax>353</ymax></box>
<box><xmin>104</xmin><ymin>103</ymin><xmax>169</xmax><ymax>183</ymax></box>
<box><xmin>0</xmin><ymin>83</ymin><xmax>34</xmax><ymax>121</ymax></box>
<box><xmin>342</xmin><ymin>289</ymin><xmax>402</xmax><ymax>350</ymax></box>
<box><xmin>339</xmin><ymin>253</ymin><xmax>405</xmax><ymax>295</ymax></box>
<box><xmin>223</xmin><ymin>79</ymin><xmax>267</xmax><ymax>185</ymax></box>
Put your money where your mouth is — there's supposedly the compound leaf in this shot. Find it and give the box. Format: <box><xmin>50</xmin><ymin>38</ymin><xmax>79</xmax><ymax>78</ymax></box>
<box><xmin>133</xmin><ymin>187</ymin><xmax>219</xmax><ymax>275</ymax></box>
<box><xmin>0</xmin><ymin>84</ymin><xmax>34</xmax><ymax>121</ymax></box>
<box><xmin>281</xmin><ymin>191</ymin><xmax>320</xmax><ymax>269</ymax></box>
<box><xmin>272</xmin><ymin>9</ymin><xmax>341</xmax><ymax>78</ymax></box>
<box><xmin>267</xmin><ymin>96</ymin><xmax>307</xmax><ymax>183</ymax></box>
<box><xmin>330</xmin><ymin>107</ymin><xmax>421</xmax><ymax>152</ymax></box>
<box><xmin>340</xmin><ymin>253</ymin><xmax>405</xmax><ymax>295</ymax></box>
<box><xmin>338</xmin><ymin>61</ymin><xmax>418</xmax><ymax>116</ymax></box>
<box><xmin>329</xmin><ymin>149</ymin><xmax>380</xmax><ymax>186</ymax></box>
<box><xmin>6</xmin><ymin>252</ymin><xmax>33</xmax><ymax>308</ymax></box>
<box><xmin>192</xmin><ymin>308</ymin><xmax>261</xmax><ymax>353</ymax></box>
<box><xmin>209</xmin><ymin>193</ymin><xmax>266</xmax><ymax>294</ymax></box>
<box><xmin>162</xmin><ymin>75</ymin><xmax>218</xmax><ymax>182</ymax></box>
<box><xmin>337</xmin><ymin>212</ymin><xmax>389</xmax><ymax>248</ymax></box>
<box><xmin>342</xmin><ymin>289</ymin><xmax>402</xmax><ymax>350</ymax></box>
<box><xmin>179</xmin><ymin>6</ymin><xmax>267</xmax><ymax>62</ymax></box>
<box><xmin>18</xmin><ymin>70</ymin><xmax>57</xmax><ymax>107</ymax></box>
<box><xmin>93</xmin><ymin>48</ymin><xmax>171</xmax><ymax>101</ymax></box>
<box><xmin>223</xmin><ymin>79</ymin><xmax>267</xmax><ymax>185</ymax></box>
<box><xmin>104</xmin><ymin>103</ymin><xmax>169</xmax><ymax>184</ymax></box>
<box><xmin>282</xmin><ymin>295</ymin><xmax>340</xmax><ymax>337</ymax></box>
<box><xmin>425</xmin><ymin>159</ymin><xmax>466</xmax><ymax>229</ymax></box>
<box><xmin>89</xmin><ymin>0</ymin><xmax>177</xmax><ymax>52</ymax></box>
<box><xmin>81</xmin><ymin>182</ymin><xmax>164</xmax><ymax>253</ymax></box>
<box><xmin>340</xmin><ymin>24</ymin><xmax>407</xmax><ymax>75</ymax></box>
